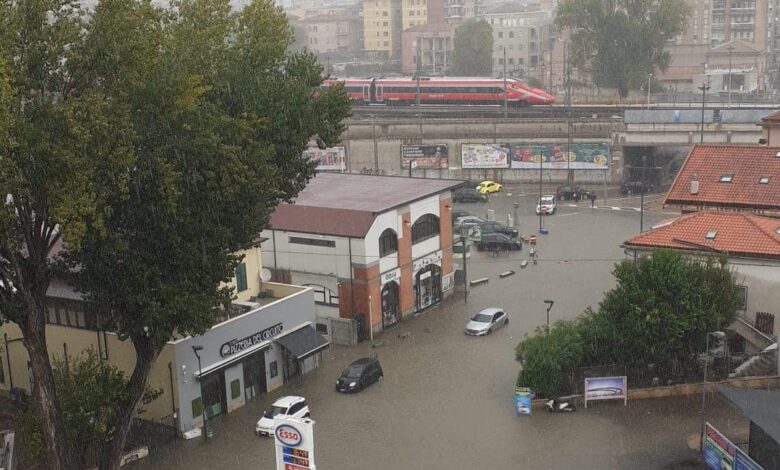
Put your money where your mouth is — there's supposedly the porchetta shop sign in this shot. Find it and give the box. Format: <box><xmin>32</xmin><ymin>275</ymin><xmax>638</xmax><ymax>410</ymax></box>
<box><xmin>219</xmin><ymin>323</ymin><xmax>283</xmax><ymax>358</ymax></box>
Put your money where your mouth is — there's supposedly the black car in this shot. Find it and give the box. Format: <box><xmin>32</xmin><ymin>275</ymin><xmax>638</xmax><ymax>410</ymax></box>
<box><xmin>556</xmin><ymin>185</ymin><xmax>588</xmax><ymax>201</ymax></box>
<box><xmin>476</xmin><ymin>233</ymin><xmax>522</xmax><ymax>251</ymax></box>
<box><xmin>336</xmin><ymin>357</ymin><xmax>384</xmax><ymax>393</ymax></box>
<box><xmin>453</xmin><ymin>188</ymin><xmax>488</xmax><ymax>203</ymax></box>
<box><xmin>620</xmin><ymin>181</ymin><xmax>654</xmax><ymax>195</ymax></box>
<box><xmin>478</xmin><ymin>221</ymin><xmax>518</xmax><ymax>238</ymax></box>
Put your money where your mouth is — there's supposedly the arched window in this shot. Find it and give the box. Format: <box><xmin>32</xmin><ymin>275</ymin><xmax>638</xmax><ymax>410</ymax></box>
<box><xmin>379</xmin><ymin>228</ymin><xmax>398</xmax><ymax>257</ymax></box>
<box><xmin>412</xmin><ymin>214</ymin><xmax>440</xmax><ymax>243</ymax></box>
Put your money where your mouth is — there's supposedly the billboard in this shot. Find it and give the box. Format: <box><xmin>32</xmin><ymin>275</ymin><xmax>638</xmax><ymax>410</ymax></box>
<box><xmin>510</xmin><ymin>143</ymin><xmax>610</xmax><ymax>169</ymax></box>
<box><xmin>274</xmin><ymin>416</ymin><xmax>317</xmax><ymax>470</ymax></box>
<box><xmin>515</xmin><ymin>386</ymin><xmax>532</xmax><ymax>416</ymax></box>
<box><xmin>401</xmin><ymin>144</ymin><xmax>448</xmax><ymax>169</ymax></box>
<box><xmin>303</xmin><ymin>147</ymin><xmax>346</xmax><ymax>172</ymax></box>
<box><xmin>704</xmin><ymin>422</ymin><xmax>764</xmax><ymax>470</ymax></box>
<box><xmin>461</xmin><ymin>144</ymin><xmax>510</xmax><ymax>169</ymax></box>
<box><xmin>584</xmin><ymin>376</ymin><xmax>627</xmax><ymax>408</ymax></box>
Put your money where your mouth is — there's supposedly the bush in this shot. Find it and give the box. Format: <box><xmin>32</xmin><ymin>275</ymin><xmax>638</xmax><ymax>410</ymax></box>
<box><xmin>516</xmin><ymin>321</ymin><xmax>584</xmax><ymax>398</ymax></box>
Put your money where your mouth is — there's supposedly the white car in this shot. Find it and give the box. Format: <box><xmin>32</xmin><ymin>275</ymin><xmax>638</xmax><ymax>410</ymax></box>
<box><xmin>536</xmin><ymin>195</ymin><xmax>557</xmax><ymax>215</ymax></box>
<box><xmin>465</xmin><ymin>308</ymin><xmax>509</xmax><ymax>336</ymax></box>
<box><xmin>255</xmin><ymin>396</ymin><xmax>310</xmax><ymax>436</ymax></box>
<box><xmin>455</xmin><ymin>215</ymin><xmax>485</xmax><ymax>226</ymax></box>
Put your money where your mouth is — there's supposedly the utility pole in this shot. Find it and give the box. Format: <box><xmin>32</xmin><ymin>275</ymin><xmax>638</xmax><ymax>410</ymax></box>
<box><xmin>647</xmin><ymin>73</ymin><xmax>652</xmax><ymax>109</ymax></box>
<box><xmin>640</xmin><ymin>154</ymin><xmax>646</xmax><ymax>233</ymax></box>
<box><xmin>698</xmin><ymin>81</ymin><xmax>710</xmax><ymax>144</ymax></box>
<box><xmin>727</xmin><ymin>44</ymin><xmax>734</xmax><ymax>105</ymax></box>
<box><xmin>538</xmin><ymin>150</ymin><xmax>544</xmax><ymax>233</ymax></box>
<box><xmin>565</xmin><ymin>42</ymin><xmax>573</xmax><ymax>184</ymax></box>
<box><xmin>503</xmin><ymin>46</ymin><xmax>508</xmax><ymax>119</ymax></box>
<box><xmin>461</xmin><ymin>229</ymin><xmax>468</xmax><ymax>303</ymax></box>
<box><xmin>416</xmin><ymin>39</ymin><xmax>421</xmax><ymax>129</ymax></box>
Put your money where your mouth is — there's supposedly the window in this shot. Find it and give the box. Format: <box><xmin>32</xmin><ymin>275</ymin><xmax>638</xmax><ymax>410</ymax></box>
<box><xmin>270</xmin><ymin>361</ymin><xmax>278</xmax><ymax>378</ymax></box>
<box><xmin>379</xmin><ymin>228</ymin><xmax>398</xmax><ymax>257</ymax></box>
<box><xmin>737</xmin><ymin>285</ymin><xmax>748</xmax><ymax>310</ymax></box>
<box><xmin>498</xmin><ymin>31</ymin><xmax>503</xmax><ymax>38</ymax></box>
<box><xmin>412</xmin><ymin>214</ymin><xmax>440</xmax><ymax>243</ymax></box>
<box><xmin>289</xmin><ymin>236</ymin><xmax>336</xmax><ymax>248</ymax></box>
<box><xmin>235</xmin><ymin>262</ymin><xmax>248</xmax><ymax>292</ymax></box>
<box><xmin>0</xmin><ymin>356</ymin><xmax>4</xmax><ymax>384</ymax></box>
<box><xmin>231</xmin><ymin>379</ymin><xmax>241</xmax><ymax>399</ymax></box>
<box><xmin>705</xmin><ymin>230</ymin><xmax>717</xmax><ymax>240</ymax></box>
<box><xmin>192</xmin><ymin>397</ymin><xmax>204</xmax><ymax>419</ymax></box>
<box><xmin>720</xmin><ymin>174</ymin><xmax>733</xmax><ymax>182</ymax></box>
<box><xmin>304</xmin><ymin>284</ymin><xmax>339</xmax><ymax>306</ymax></box>
<box><xmin>759</xmin><ymin>176</ymin><xmax>770</xmax><ymax>184</ymax></box>
<box><xmin>316</xmin><ymin>322</ymin><xmax>328</xmax><ymax>335</ymax></box>
<box><xmin>509</xmin><ymin>31</ymin><xmax>514</xmax><ymax>38</ymax></box>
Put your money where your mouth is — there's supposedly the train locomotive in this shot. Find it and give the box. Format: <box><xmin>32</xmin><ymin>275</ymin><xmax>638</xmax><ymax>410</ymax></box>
<box><xmin>323</xmin><ymin>77</ymin><xmax>556</xmax><ymax>107</ymax></box>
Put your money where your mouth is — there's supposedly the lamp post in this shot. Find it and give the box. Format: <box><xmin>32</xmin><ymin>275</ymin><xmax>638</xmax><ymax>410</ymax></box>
<box><xmin>727</xmin><ymin>44</ymin><xmax>734</xmax><ymax>105</ymax></box>
<box><xmin>698</xmin><ymin>81</ymin><xmax>710</xmax><ymax>144</ymax></box>
<box><xmin>503</xmin><ymin>46</ymin><xmax>508</xmax><ymax>119</ymax></box>
<box><xmin>461</xmin><ymin>226</ymin><xmax>468</xmax><ymax>304</ymax></box>
<box><xmin>538</xmin><ymin>150</ymin><xmax>544</xmax><ymax>234</ymax></box>
<box><xmin>544</xmin><ymin>300</ymin><xmax>554</xmax><ymax>333</ymax></box>
<box><xmin>699</xmin><ymin>330</ymin><xmax>726</xmax><ymax>450</ymax></box>
<box><xmin>646</xmin><ymin>73</ymin><xmax>653</xmax><ymax>110</ymax></box>
<box><xmin>192</xmin><ymin>345</ymin><xmax>209</xmax><ymax>440</ymax></box>
<box><xmin>640</xmin><ymin>155</ymin><xmax>646</xmax><ymax>232</ymax></box>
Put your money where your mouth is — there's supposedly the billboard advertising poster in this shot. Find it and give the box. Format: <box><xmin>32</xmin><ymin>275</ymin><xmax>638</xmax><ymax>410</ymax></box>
<box><xmin>583</xmin><ymin>376</ymin><xmax>627</xmax><ymax>408</ymax></box>
<box><xmin>704</xmin><ymin>422</ymin><xmax>765</xmax><ymax>470</ymax></box>
<box><xmin>302</xmin><ymin>147</ymin><xmax>346</xmax><ymax>172</ymax></box>
<box><xmin>401</xmin><ymin>144</ymin><xmax>448</xmax><ymax>169</ymax></box>
<box><xmin>461</xmin><ymin>144</ymin><xmax>510</xmax><ymax>169</ymax></box>
<box><xmin>510</xmin><ymin>143</ymin><xmax>610</xmax><ymax>169</ymax></box>
<box><xmin>515</xmin><ymin>387</ymin><xmax>532</xmax><ymax>416</ymax></box>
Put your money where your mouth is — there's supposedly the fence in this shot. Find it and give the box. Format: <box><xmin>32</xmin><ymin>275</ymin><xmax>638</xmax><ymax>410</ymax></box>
<box><xmin>319</xmin><ymin>317</ymin><xmax>357</xmax><ymax>347</ymax></box>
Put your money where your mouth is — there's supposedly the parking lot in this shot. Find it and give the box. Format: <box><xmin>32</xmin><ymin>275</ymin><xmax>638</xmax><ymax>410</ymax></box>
<box><xmin>136</xmin><ymin>188</ymin><xmax>746</xmax><ymax>470</ymax></box>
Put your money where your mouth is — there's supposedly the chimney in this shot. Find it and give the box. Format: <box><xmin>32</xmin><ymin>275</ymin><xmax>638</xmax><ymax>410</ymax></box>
<box><xmin>690</xmin><ymin>173</ymin><xmax>699</xmax><ymax>195</ymax></box>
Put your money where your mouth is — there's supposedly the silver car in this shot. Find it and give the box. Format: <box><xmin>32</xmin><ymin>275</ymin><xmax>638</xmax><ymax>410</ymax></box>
<box><xmin>465</xmin><ymin>308</ymin><xmax>509</xmax><ymax>336</ymax></box>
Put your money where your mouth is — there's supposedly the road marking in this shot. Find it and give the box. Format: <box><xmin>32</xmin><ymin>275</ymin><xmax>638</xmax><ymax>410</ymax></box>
<box><xmin>611</xmin><ymin>207</ymin><xmax>621</xmax><ymax>210</ymax></box>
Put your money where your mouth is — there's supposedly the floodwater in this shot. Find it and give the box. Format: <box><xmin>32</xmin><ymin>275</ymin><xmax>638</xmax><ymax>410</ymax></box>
<box><xmin>137</xmin><ymin>190</ymin><xmax>741</xmax><ymax>469</ymax></box>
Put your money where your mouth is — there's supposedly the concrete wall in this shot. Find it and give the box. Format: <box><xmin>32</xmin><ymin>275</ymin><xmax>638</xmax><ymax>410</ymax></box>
<box><xmin>732</xmin><ymin>261</ymin><xmax>780</xmax><ymax>336</ymax></box>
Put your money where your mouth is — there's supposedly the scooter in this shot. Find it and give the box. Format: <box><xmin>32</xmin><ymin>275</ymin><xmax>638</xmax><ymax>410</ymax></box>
<box><xmin>545</xmin><ymin>397</ymin><xmax>576</xmax><ymax>412</ymax></box>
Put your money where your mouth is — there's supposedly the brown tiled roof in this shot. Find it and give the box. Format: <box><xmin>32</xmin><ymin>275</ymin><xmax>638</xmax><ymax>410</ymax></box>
<box><xmin>761</xmin><ymin>110</ymin><xmax>780</xmax><ymax>123</ymax></box>
<box><xmin>664</xmin><ymin>144</ymin><xmax>780</xmax><ymax>210</ymax></box>
<box><xmin>624</xmin><ymin>211</ymin><xmax>780</xmax><ymax>259</ymax></box>
<box><xmin>268</xmin><ymin>173</ymin><xmax>463</xmax><ymax>238</ymax></box>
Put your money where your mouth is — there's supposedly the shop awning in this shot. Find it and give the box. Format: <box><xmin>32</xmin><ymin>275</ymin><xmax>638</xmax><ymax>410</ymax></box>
<box><xmin>718</xmin><ymin>384</ymin><xmax>780</xmax><ymax>444</ymax></box>
<box><xmin>275</xmin><ymin>326</ymin><xmax>330</xmax><ymax>361</ymax></box>
<box><xmin>195</xmin><ymin>340</ymin><xmax>271</xmax><ymax>379</ymax></box>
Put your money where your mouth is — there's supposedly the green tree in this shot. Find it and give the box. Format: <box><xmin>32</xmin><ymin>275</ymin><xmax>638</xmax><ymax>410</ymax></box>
<box><xmin>451</xmin><ymin>19</ymin><xmax>494</xmax><ymax>76</ymax></box>
<box><xmin>0</xmin><ymin>0</ymin><xmax>350</xmax><ymax>468</ymax></box>
<box><xmin>556</xmin><ymin>0</ymin><xmax>689</xmax><ymax>97</ymax></box>
<box><xmin>516</xmin><ymin>321</ymin><xmax>585</xmax><ymax>397</ymax></box>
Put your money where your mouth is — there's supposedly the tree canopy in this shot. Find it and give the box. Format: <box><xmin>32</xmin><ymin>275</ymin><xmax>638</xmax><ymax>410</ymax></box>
<box><xmin>516</xmin><ymin>250</ymin><xmax>740</xmax><ymax>397</ymax></box>
<box><xmin>451</xmin><ymin>19</ymin><xmax>494</xmax><ymax>76</ymax></box>
<box><xmin>556</xmin><ymin>0</ymin><xmax>690</xmax><ymax>97</ymax></box>
<box><xmin>0</xmin><ymin>0</ymin><xmax>350</xmax><ymax>468</ymax></box>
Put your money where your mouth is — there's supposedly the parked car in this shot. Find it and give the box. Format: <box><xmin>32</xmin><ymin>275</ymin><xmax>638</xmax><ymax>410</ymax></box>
<box><xmin>453</xmin><ymin>187</ymin><xmax>489</xmax><ymax>203</ymax></box>
<box><xmin>336</xmin><ymin>357</ymin><xmax>384</xmax><ymax>393</ymax></box>
<box><xmin>465</xmin><ymin>308</ymin><xmax>509</xmax><ymax>336</ymax></box>
<box><xmin>556</xmin><ymin>185</ymin><xmax>588</xmax><ymax>201</ymax></box>
<box><xmin>256</xmin><ymin>396</ymin><xmax>309</xmax><ymax>436</ymax></box>
<box><xmin>477</xmin><ymin>221</ymin><xmax>519</xmax><ymax>238</ymax></box>
<box><xmin>536</xmin><ymin>195</ymin><xmax>557</xmax><ymax>215</ymax></box>
<box><xmin>476</xmin><ymin>180</ymin><xmax>502</xmax><ymax>194</ymax></box>
<box><xmin>455</xmin><ymin>215</ymin><xmax>485</xmax><ymax>226</ymax></box>
<box><xmin>451</xmin><ymin>210</ymin><xmax>472</xmax><ymax>224</ymax></box>
<box><xmin>620</xmin><ymin>181</ymin><xmax>654</xmax><ymax>195</ymax></box>
<box><xmin>475</xmin><ymin>233</ymin><xmax>522</xmax><ymax>251</ymax></box>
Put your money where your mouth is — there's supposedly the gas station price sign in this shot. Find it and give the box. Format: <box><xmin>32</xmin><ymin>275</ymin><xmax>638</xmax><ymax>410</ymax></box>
<box><xmin>283</xmin><ymin>447</ymin><xmax>309</xmax><ymax>458</ymax></box>
<box><xmin>274</xmin><ymin>417</ymin><xmax>316</xmax><ymax>470</ymax></box>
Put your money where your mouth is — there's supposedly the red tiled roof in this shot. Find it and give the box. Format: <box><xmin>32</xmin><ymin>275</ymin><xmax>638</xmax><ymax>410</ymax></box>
<box><xmin>624</xmin><ymin>211</ymin><xmax>780</xmax><ymax>258</ymax></box>
<box><xmin>269</xmin><ymin>205</ymin><xmax>376</xmax><ymax>238</ymax></box>
<box><xmin>664</xmin><ymin>144</ymin><xmax>780</xmax><ymax>210</ymax></box>
<box><xmin>761</xmin><ymin>110</ymin><xmax>780</xmax><ymax>123</ymax></box>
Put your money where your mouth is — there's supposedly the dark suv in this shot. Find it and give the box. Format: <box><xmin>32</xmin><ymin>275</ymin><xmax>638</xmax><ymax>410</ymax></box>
<box><xmin>336</xmin><ymin>357</ymin><xmax>384</xmax><ymax>393</ymax></box>
<box><xmin>478</xmin><ymin>221</ymin><xmax>518</xmax><ymax>238</ymax></box>
<box><xmin>453</xmin><ymin>188</ymin><xmax>488</xmax><ymax>203</ymax></box>
<box><xmin>556</xmin><ymin>185</ymin><xmax>588</xmax><ymax>201</ymax></box>
<box><xmin>620</xmin><ymin>181</ymin><xmax>654</xmax><ymax>195</ymax></box>
<box><xmin>476</xmin><ymin>233</ymin><xmax>522</xmax><ymax>251</ymax></box>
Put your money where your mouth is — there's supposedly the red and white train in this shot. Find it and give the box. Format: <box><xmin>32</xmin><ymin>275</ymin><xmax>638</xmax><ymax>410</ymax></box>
<box><xmin>322</xmin><ymin>77</ymin><xmax>556</xmax><ymax>106</ymax></box>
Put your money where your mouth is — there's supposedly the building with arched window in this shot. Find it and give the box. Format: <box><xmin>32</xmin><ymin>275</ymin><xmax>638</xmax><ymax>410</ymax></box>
<box><xmin>261</xmin><ymin>173</ymin><xmax>462</xmax><ymax>338</ymax></box>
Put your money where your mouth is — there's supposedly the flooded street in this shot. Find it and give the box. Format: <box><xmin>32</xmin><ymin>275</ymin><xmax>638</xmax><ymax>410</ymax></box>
<box><xmin>136</xmin><ymin>190</ymin><xmax>741</xmax><ymax>469</ymax></box>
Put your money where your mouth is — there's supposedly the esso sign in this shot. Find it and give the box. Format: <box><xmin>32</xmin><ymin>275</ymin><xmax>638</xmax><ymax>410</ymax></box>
<box><xmin>275</xmin><ymin>424</ymin><xmax>302</xmax><ymax>446</ymax></box>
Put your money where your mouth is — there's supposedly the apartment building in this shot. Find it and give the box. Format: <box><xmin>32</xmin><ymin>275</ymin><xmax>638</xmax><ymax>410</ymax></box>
<box><xmin>401</xmin><ymin>23</ymin><xmax>455</xmax><ymax>73</ymax></box>
<box><xmin>303</xmin><ymin>14</ymin><xmax>363</xmax><ymax>59</ymax></box>
<box><xmin>363</xmin><ymin>0</ymin><xmax>402</xmax><ymax>58</ymax></box>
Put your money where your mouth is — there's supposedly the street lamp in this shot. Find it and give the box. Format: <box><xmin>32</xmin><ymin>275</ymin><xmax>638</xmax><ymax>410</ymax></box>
<box><xmin>192</xmin><ymin>345</ymin><xmax>209</xmax><ymax>440</ymax></box>
<box><xmin>544</xmin><ymin>300</ymin><xmax>555</xmax><ymax>333</ymax></box>
<box><xmin>698</xmin><ymin>81</ymin><xmax>711</xmax><ymax>144</ymax></box>
<box><xmin>699</xmin><ymin>330</ymin><xmax>726</xmax><ymax>450</ymax></box>
<box><xmin>646</xmin><ymin>73</ymin><xmax>653</xmax><ymax>110</ymax></box>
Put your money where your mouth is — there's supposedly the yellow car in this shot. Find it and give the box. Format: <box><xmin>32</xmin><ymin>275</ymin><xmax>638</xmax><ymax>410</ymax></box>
<box><xmin>476</xmin><ymin>181</ymin><xmax>502</xmax><ymax>194</ymax></box>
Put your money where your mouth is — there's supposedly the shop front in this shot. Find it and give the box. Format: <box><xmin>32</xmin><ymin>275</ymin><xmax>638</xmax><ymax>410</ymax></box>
<box><xmin>413</xmin><ymin>250</ymin><xmax>443</xmax><ymax>313</ymax></box>
<box><xmin>380</xmin><ymin>268</ymin><xmax>401</xmax><ymax>328</ymax></box>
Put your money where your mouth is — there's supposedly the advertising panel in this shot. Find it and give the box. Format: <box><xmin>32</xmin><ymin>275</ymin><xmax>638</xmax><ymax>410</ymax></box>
<box><xmin>584</xmin><ymin>376</ymin><xmax>627</xmax><ymax>408</ymax></box>
<box><xmin>401</xmin><ymin>144</ymin><xmax>448</xmax><ymax>169</ymax></box>
<box><xmin>302</xmin><ymin>147</ymin><xmax>346</xmax><ymax>172</ymax></box>
<box><xmin>515</xmin><ymin>386</ymin><xmax>532</xmax><ymax>416</ymax></box>
<box><xmin>461</xmin><ymin>144</ymin><xmax>510</xmax><ymax>169</ymax></box>
<box><xmin>275</xmin><ymin>416</ymin><xmax>317</xmax><ymax>470</ymax></box>
<box><xmin>704</xmin><ymin>422</ymin><xmax>765</xmax><ymax>470</ymax></box>
<box><xmin>510</xmin><ymin>143</ymin><xmax>610</xmax><ymax>169</ymax></box>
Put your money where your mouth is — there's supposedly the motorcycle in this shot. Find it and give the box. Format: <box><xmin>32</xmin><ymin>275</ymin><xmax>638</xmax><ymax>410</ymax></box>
<box><xmin>545</xmin><ymin>397</ymin><xmax>576</xmax><ymax>412</ymax></box>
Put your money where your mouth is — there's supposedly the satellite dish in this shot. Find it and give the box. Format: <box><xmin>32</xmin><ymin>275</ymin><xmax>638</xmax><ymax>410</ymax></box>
<box><xmin>260</xmin><ymin>268</ymin><xmax>272</xmax><ymax>282</ymax></box>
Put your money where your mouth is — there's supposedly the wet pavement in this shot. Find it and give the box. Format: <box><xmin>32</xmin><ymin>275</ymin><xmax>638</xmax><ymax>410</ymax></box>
<box><xmin>135</xmin><ymin>192</ymin><xmax>745</xmax><ymax>470</ymax></box>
